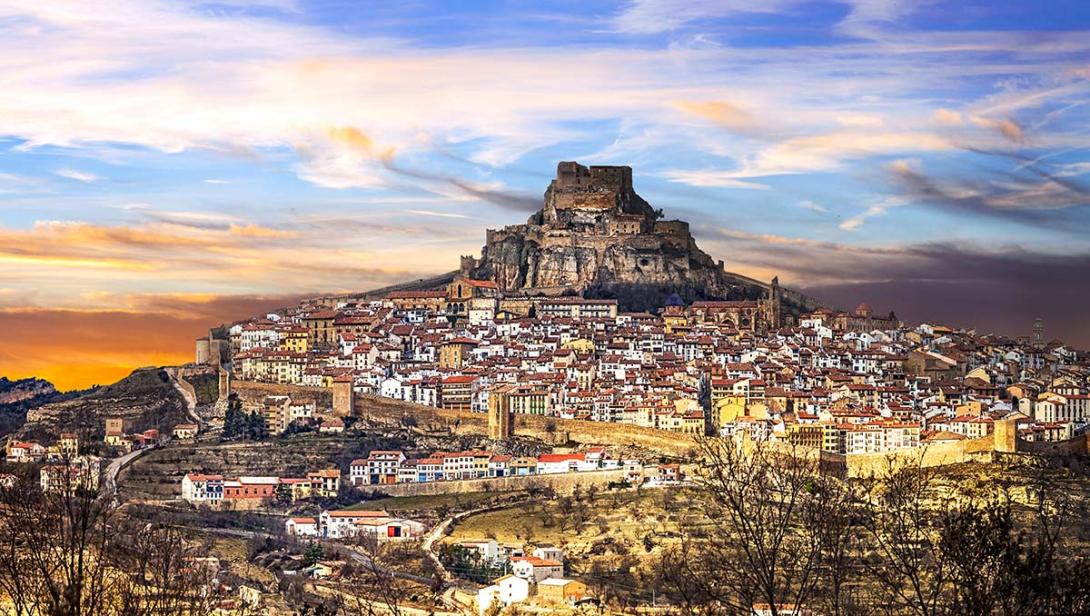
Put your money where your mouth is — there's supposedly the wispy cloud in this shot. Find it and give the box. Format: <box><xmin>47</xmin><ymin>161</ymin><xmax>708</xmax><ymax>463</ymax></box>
<box><xmin>407</xmin><ymin>209</ymin><xmax>471</xmax><ymax>219</ymax></box>
<box><xmin>839</xmin><ymin>197</ymin><xmax>906</xmax><ymax>231</ymax></box>
<box><xmin>663</xmin><ymin>170</ymin><xmax>770</xmax><ymax>189</ymax></box>
<box><xmin>611</xmin><ymin>0</ymin><xmax>802</xmax><ymax>34</ymax></box>
<box><xmin>55</xmin><ymin>168</ymin><xmax>102</xmax><ymax>182</ymax></box>
<box><xmin>797</xmin><ymin>200</ymin><xmax>828</xmax><ymax>213</ymax></box>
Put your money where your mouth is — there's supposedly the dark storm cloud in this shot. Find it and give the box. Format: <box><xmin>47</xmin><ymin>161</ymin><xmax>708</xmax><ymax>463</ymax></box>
<box><xmin>694</xmin><ymin>225</ymin><xmax>1090</xmax><ymax>348</ymax></box>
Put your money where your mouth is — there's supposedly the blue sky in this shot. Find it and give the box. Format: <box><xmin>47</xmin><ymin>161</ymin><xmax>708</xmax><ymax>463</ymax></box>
<box><xmin>1</xmin><ymin>0</ymin><xmax>1090</xmax><ymax>386</ymax></box>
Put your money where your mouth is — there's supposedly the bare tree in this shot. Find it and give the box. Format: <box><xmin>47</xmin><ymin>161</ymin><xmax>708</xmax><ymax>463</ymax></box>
<box><xmin>333</xmin><ymin>535</ymin><xmax>415</xmax><ymax>616</ymax></box>
<box><xmin>0</xmin><ymin>463</ymin><xmax>218</xmax><ymax>616</ymax></box>
<box><xmin>658</xmin><ymin>438</ymin><xmax>855</xmax><ymax>616</ymax></box>
<box><xmin>0</xmin><ymin>466</ymin><xmax>117</xmax><ymax>615</ymax></box>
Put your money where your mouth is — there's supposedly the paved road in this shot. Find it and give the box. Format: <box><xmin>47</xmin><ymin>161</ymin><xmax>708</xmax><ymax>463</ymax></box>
<box><xmin>102</xmin><ymin>445</ymin><xmax>155</xmax><ymax>497</ymax></box>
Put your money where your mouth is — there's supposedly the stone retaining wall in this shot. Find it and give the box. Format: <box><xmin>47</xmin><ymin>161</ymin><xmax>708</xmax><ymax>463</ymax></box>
<box><xmin>361</xmin><ymin>468</ymin><xmax>631</xmax><ymax>498</ymax></box>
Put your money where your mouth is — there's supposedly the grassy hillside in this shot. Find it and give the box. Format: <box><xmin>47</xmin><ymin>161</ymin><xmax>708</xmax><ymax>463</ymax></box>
<box><xmin>19</xmin><ymin>367</ymin><xmax>188</xmax><ymax>443</ymax></box>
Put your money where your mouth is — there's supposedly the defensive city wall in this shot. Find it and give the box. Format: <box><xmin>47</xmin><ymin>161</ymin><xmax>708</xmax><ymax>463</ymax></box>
<box><xmin>228</xmin><ymin>381</ymin><xmax>1090</xmax><ymax>475</ymax></box>
<box><xmin>226</xmin><ymin>380</ymin><xmax>698</xmax><ymax>456</ymax></box>
<box><xmin>355</xmin><ymin>394</ymin><xmax>701</xmax><ymax>458</ymax></box>
<box><xmin>831</xmin><ymin>418</ymin><xmax>1090</xmax><ymax>478</ymax></box>
<box><xmin>231</xmin><ymin>379</ymin><xmax>332</xmax><ymax>408</ymax></box>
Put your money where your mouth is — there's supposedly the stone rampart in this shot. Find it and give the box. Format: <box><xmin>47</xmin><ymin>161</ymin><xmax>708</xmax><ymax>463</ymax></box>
<box><xmin>833</xmin><ymin>430</ymin><xmax>1089</xmax><ymax>479</ymax></box>
<box><xmin>841</xmin><ymin>436</ymin><xmax>996</xmax><ymax>478</ymax></box>
<box><xmin>231</xmin><ymin>380</ymin><xmax>332</xmax><ymax>408</ymax></box>
<box><xmin>1017</xmin><ymin>432</ymin><xmax>1090</xmax><ymax>456</ymax></box>
<box><xmin>357</xmin><ymin>394</ymin><xmax>698</xmax><ymax>456</ymax></box>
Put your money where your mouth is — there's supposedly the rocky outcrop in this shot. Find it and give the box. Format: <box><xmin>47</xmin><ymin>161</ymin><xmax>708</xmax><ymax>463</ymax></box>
<box><xmin>470</xmin><ymin>161</ymin><xmax>767</xmax><ymax>310</ymax></box>
<box><xmin>0</xmin><ymin>377</ymin><xmax>56</xmax><ymax>406</ymax></box>
<box><xmin>0</xmin><ymin>377</ymin><xmax>62</xmax><ymax>438</ymax></box>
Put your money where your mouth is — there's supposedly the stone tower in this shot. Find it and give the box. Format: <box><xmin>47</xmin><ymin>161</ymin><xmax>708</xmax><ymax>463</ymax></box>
<box><xmin>488</xmin><ymin>385</ymin><xmax>515</xmax><ymax>440</ymax></box>
<box><xmin>332</xmin><ymin>375</ymin><xmax>355</xmax><ymax>417</ymax></box>
<box><xmin>195</xmin><ymin>338</ymin><xmax>211</xmax><ymax>365</ymax></box>
<box><xmin>1032</xmin><ymin>317</ymin><xmax>1044</xmax><ymax>348</ymax></box>
<box><xmin>769</xmin><ymin>276</ymin><xmax>782</xmax><ymax>328</ymax></box>
<box><xmin>993</xmin><ymin>417</ymin><xmax>1018</xmax><ymax>454</ymax></box>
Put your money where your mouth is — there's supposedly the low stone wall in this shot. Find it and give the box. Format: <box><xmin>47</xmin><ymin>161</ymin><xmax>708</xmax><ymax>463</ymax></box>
<box><xmin>837</xmin><ymin>430</ymin><xmax>1090</xmax><ymax>479</ymax></box>
<box><xmin>361</xmin><ymin>468</ymin><xmax>631</xmax><ymax>498</ymax></box>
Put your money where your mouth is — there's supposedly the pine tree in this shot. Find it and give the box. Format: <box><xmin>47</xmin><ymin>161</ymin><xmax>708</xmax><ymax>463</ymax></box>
<box><xmin>223</xmin><ymin>397</ymin><xmax>244</xmax><ymax>439</ymax></box>
<box><xmin>246</xmin><ymin>411</ymin><xmax>268</xmax><ymax>440</ymax></box>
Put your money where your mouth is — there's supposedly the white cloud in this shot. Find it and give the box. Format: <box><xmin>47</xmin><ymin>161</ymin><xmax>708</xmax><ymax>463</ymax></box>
<box><xmin>1056</xmin><ymin>162</ymin><xmax>1090</xmax><ymax>177</ymax></box>
<box><xmin>797</xmin><ymin>200</ymin><xmax>828</xmax><ymax>213</ymax></box>
<box><xmin>611</xmin><ymin>0</ymin><xmax>801</xmax><ymax>34</ymax></box>
<box><xmin>839</xmin><ymin>196</ymin><xmax>908</xmax><ymax>231</ymax></box>
<box><xmin>662</xmin><ymin>170</ymin><xmax>770</xmax><ymax>189</ymax></box>
<box><xmin>55</xmin><ymin>169</ymin><xmax>101</xmax><ymax>182</ymax></box>
<box><xmin>407</xmin><ymin>209</ymin><xmax>470</xmax><ymax>219</ymax></box>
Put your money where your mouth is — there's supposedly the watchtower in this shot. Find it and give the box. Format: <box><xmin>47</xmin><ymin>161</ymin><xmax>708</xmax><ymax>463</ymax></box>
<box><xmin>488</xmin><ymin>385</ymin><xmax>515</xmax><ymax>440</ymax></box>
<box><xmin>332</xmin><ymin>375</ymin><xmax>355</xmax><ymax>417</ymax></box>
<box><xmin>993</xmin><ymin>418</ymin><xmax>1018</xmax><ymax>454</ymax></box>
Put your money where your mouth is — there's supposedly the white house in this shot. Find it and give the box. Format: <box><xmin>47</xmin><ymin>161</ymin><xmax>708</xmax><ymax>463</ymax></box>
<box><xmin>477</xmin><ymin>575</ymin><xmax>532</xmax><ymax>615</ymax></box>
<box><xmin>181</xmin><ymin>473</ymin><xmax>224</xmax><ymax>504</ymax></box>
<box><xmin>320</xmin><ymin>509</ymin><xmax>390</xmax><ymax>539</ymax></box>
<box><xmin>354</xmin><ymin>516</ymin><xmax>426</xmax><ymax>540</ymax></box>
<box><xmin>286</xmin><ymin>517</ymin><xmax>319</xmax><ymax>537</ymax></box>
<box><xmin>511</xmin><ymin>556</ymin><xmax>563</xmax><ymax>582</ymax></box>
<box><xmin>532</xmin><ymin>545</ymin><xmax>564</xmax><ymax>564</ymax></box>
<box><xmin>459</xmin><ymin>539</ymin><xmax>502</xmax><ymax>564</ymax></box>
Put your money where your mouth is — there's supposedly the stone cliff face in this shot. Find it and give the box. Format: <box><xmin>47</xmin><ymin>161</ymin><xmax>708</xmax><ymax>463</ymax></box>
<box><xmin>470</xmin><ymin>161</ymin><xmax>758</xmax><ymax>310</ymax></box>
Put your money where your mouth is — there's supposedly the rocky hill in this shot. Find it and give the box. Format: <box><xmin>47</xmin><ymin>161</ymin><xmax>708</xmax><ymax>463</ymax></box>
<box><xmin>19</xmin><ymin>367</ymin><xmax>189</xmax><ymax>443</ymax></box>
<box><xmin>0</xmin><ymin>376</ymin><xmax>67</xmax><ymax>438</ymax></box>
<box><xmin>466</xmin><ymin>161</ymin><xmax>819</xmax><ymax>314</ymax></box>
<box><xmin>307</xmin><ymin>161</ymin><xmax>821</xmax><ymax>316</ymax></box>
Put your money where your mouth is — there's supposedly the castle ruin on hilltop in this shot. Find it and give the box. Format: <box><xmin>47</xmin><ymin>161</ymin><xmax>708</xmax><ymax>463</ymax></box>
<box><xmin>464</xmin><ymin>161</ymin><xmax>786</xmax><ymax>316</ymax></box>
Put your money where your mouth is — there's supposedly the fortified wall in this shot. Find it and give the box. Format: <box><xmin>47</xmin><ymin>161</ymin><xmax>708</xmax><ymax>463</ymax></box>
<box><xmin>224</xmin><ymin>382</ymin><xmax>698</xmax><ymax>456</ymax></box>
<box><xmin>827</xmin><ymin>419</ymin><xmax>1090</xmax><ymax>478</ymax></box>
<box><xmin>357</xmin><ymin>394</ymin><xmax>699</xmax><ymax>457</ymax></box>
<box><xmin>231</xmin><ymin>380</ymin><xmax>332</xmax><ymax>410</ymax></box>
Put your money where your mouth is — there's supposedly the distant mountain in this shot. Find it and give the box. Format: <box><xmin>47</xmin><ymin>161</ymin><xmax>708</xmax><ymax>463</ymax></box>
<box><xmin>0</xmin><ymin>376</ymin><xmax>67</xmax><ymax>438</ymax></box>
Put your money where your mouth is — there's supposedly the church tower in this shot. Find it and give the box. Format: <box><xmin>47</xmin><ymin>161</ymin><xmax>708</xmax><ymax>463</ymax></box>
<box><xmin>1032</xmin><ymin>317</ymin><xmax>1044</xmax><ymax>348</ymax></box>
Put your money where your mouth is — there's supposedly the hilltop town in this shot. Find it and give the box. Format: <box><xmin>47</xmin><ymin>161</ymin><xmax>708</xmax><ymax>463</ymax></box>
<box><xmin>3</xmin><ymin>162</ymin><xmax>1090</xmax><ymax>614</ymax></box>
<box><xmin>200</xmin><ymin>163</ymin><xmax>1088</xmax><ymax>462</ymax></box>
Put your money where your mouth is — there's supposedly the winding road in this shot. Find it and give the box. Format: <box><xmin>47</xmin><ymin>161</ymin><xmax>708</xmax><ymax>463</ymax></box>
<box><xmin>164</xmin><ymin>368</ymin><xmax>205</xmax><ymax>429</ymax></box>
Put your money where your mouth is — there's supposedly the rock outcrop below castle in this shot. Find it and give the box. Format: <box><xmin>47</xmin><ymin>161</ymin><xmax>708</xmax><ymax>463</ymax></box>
<box><xmin>468</xmin><ymin>161</ymin><xmax>768</xmax><ymax>311</ymax></box>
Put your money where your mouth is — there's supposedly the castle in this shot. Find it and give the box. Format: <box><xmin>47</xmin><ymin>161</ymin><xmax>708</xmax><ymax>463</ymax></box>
<box><xmin>464</xmin><ymin>161</ymin><xmax>778</xmax><ymax>316</ymax></box>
